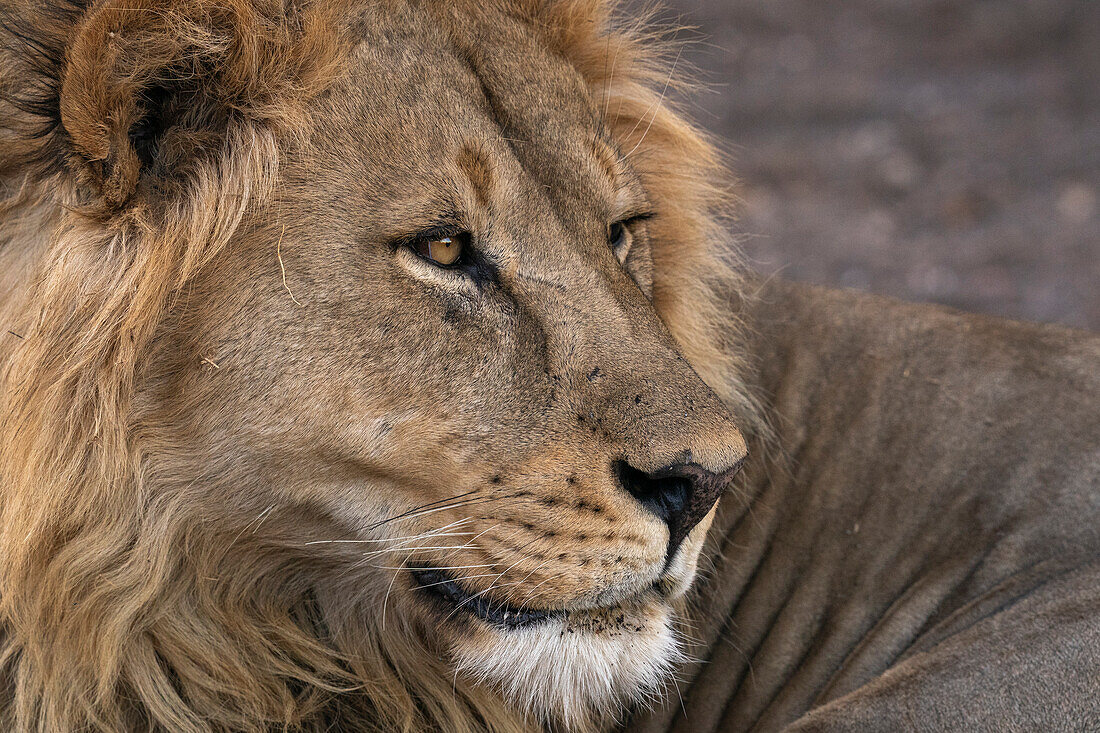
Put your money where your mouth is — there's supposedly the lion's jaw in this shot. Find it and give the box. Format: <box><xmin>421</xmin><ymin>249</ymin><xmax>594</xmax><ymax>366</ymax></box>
<box><xmin>461</xmin><ymin>547</ymin><xmax>716</xmax><ymax>730</ymax></box>
<box><xmin>452</xmin><ymin>596</ymin><xmax>680</xmax><ymax>729</ymax></box>
<box><xmin>396</xmin><ymin>510</ymin><xmax>714</xmax><ymax>729</ymax></box>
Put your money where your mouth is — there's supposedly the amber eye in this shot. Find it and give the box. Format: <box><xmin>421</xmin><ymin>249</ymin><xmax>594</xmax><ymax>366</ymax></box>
<box><xmin>414</xmin><ymin>233</ymin><xmax>466</xmax><ymax>267</ymax></box>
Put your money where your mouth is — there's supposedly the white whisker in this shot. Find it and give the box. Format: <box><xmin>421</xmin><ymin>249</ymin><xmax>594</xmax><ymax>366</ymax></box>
<box><xmin>625</xmin><ymin>46</ymin><xmax>682</xmax><ymax>160</ymax></box>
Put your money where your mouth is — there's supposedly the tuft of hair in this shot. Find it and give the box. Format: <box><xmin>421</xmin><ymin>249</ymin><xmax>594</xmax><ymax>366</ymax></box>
<box><xmin>452</xmin><ymin>603</ymin><xmax>686</xmax><ymax>731</ymax></box>
<box><xmin>0</xmin><ymin>1</ymin><xmax>758</xmax><ymax>731</ymax></box>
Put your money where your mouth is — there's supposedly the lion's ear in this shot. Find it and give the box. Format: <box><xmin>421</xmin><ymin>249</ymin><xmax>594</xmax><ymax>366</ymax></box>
<box><xmin>56</xmin><ymin>0</ymin><xmax>174</xmax><ymax>209</ymax></box>
<box><xmin>6</xmin><ymin>0</ymin><xmax>343</xmax><ymax>212</ymax></box>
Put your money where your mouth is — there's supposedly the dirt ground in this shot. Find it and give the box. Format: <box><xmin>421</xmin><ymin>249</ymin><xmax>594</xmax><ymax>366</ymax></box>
<box><xmin>648</xmin><ymin>0</ymin><xmax>1099</xmax><ymax>330</ymax></box>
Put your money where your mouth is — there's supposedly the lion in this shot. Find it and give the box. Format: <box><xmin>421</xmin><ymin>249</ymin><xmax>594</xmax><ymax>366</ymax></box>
<box><xmin>1</xmin><ymin>1</ymin><xmax>750</xmax><ymax>730</ymax></box>
<box><xmin>2</xmin><ymin>1</ymin><xmax>1098</xmax><ymax>732</ymax></box>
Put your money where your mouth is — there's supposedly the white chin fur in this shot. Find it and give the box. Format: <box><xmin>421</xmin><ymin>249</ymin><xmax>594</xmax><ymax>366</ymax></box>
<box><xmin>451</xmin><ymin>600</ymin><xmax>683</xmax><ymax>730</ymax></box>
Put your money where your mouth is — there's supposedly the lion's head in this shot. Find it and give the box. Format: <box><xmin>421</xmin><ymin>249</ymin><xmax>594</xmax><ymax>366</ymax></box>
<box><xmin>0</xmin><ymin>1</ymin><xmax>754</xmax><ymax>730</ymax></box>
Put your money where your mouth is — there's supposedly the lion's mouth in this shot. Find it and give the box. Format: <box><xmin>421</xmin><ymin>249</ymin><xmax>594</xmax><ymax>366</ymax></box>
<box><xmin>410</xmin><ymin>566</ymin><xmax>563</xmax><ymax>629</ymax></box>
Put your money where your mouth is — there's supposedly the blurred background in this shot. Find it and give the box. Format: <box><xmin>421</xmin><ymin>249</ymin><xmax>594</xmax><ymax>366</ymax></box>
<box><xmin>643</xmin><ymin>0</ymin><xmax>1099</xmax><ymax>330</ymax></box>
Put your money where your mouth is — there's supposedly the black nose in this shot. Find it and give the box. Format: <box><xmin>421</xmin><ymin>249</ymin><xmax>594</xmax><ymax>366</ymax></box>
<box><xmin>616</xmin><ymin>459</ymin><xmax>744</xmax><ymax>561</ymax></box>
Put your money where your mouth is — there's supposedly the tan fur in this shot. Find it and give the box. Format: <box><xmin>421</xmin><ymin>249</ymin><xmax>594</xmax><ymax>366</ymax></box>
<box><xmin>0</xmin><ymin>1</ymin><xmax>754</xmax><ymax>731</ymax></box>
<box><xmin>630</xmin><ymin>279</ymin><xmax>1100</xmax><ymax>732</ymax></box>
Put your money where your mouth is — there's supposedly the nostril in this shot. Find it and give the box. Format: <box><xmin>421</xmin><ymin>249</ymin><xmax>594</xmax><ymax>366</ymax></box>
<box><xmin>615</xmin><ymin>459</ymin><xmax>743</xmax><ymax>562</ymax></box>
<box><xmin>616</xmin><ymin>462</ymin><xmax>691</xmax><ymax>527</ymax></box>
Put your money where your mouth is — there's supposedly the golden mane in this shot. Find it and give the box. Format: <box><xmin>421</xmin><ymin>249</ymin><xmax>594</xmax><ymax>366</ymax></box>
<box><xmin>0</xmin><ymin>1</ymin><xmax>755</xmax><ymax>730</ymax></box>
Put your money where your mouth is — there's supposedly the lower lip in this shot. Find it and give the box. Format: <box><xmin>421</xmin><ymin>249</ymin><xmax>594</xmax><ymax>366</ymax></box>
<box><xmin>410</xmin><ymin>566</ymin><xmax>561</xmax><ymax>629</ymax></box>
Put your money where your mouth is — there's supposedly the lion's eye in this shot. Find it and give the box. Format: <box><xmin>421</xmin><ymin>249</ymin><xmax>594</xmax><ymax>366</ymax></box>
<box><xmin>609</xmin><ymin>221</ymin><xmax>629</xmax><ymax>251</ymax></box>
<box><xmin>413</xmin><ymin>234</ymin><xmax>466</xmax><ymax>267</ymax></box>
<box><xmin>609</xmin><ymin>214</ymin><xmax>654</xmax><ymax>256</ymax></box>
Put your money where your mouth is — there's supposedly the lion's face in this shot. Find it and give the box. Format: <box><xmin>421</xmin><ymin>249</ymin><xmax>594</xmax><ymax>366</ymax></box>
<box><xmin>4</xmin><ymin>1</ymin><xmax>744</xmax><ymax>728</ymax></box>
<box><xmin>148</xmin><ymin>18</ymin><xmax>740</xmax><ymax>726</ymax></box>
<box><xmin>135</xmin><ymin>5</ymin><xmax>746</xmax><ymax>725</ymax></box>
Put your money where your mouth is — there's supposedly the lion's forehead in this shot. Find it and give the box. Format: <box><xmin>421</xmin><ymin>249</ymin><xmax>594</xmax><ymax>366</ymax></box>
<box><xmin>292</xmin><ymin>4</ymin><xmax>614</xmax><ymax>233</ymax></box>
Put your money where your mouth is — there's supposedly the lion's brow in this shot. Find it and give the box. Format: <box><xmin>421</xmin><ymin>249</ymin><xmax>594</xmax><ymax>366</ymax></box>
<box><xmin>456</xmin><ymin>144</ymin><xmax>494</xmax><ymax>209</ymax></box>
<box><xmin>450</xmin><ymin>47</ymin><xmax>524</xmax><ymax>158</ymax></box>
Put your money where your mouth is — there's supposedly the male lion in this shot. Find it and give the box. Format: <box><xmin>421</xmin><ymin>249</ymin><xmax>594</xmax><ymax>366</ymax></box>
<box><xmin>0</xmin><ymin>1</ymin><xmax>1097</xmax><ymax>733</ymax></box>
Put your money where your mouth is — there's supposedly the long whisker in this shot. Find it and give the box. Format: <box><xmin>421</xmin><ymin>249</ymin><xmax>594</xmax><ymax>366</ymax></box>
<box><xmin>369</xmin><ymin>514</ymin><xmax>479</xmax><ymax>631</ymax></box>
<box><xmin>352</xmin><ymin>543</ymin><xmax>481</xmax><ymax>560</ymax></box>
<box><xmin>439</xmin><ymin>522</ymin><xmax>500</xmax><ymax>562</ymax></box>
<box><xmin>443</xmin><ymin>570</ymin><xmax>555</xmax><ymax>626</ymax></box>
<box><xmin>381</xmin><ymin>552</ymin><xmax>414</xmax><ymax>632</ymax></box>
<box><xmin>446</xmin><ymin>549</ymin><xmax>539</xmax><ymax>623</ymax></box>
<box><xmin>375</xmin><ymin>515</ymin><xmax>503</xmax><ymax>630</ymax></box>
<box><xmin>363</xmin><ymin>487</ymin><xmax>505</xmax><ymax>532</ymax></box>
<box><xmin>303</xmin><ymin>530</ymin><xmax>477</xmax><ymax>546</ymax></box>
<box><xmin>495</xmin><ymin>559</ymin><xmax>554</xmax><ymax>613</ymax></box>
<box><xmin>412</xmin><ymin>572</ymin><xmax>498</xmax><ymax>591</ymax></box>
<box><xmin>625</xmin><ymin>46</ymin><xmax>682</xmax><ymax>160</ymax></box>
<box><xmin>368</xmin><ymin>563</ymin><xmax>497</xmax><ymax>572</ymax></box>
<box><xmin>251</xmin><ymin>504</ymin><xmax>277</xmax><ymax>534</ymax></box>
<box><xmin>367</xmin><ymin>494</ymin><xmax>508</xmax><ymax>530</ymax></box>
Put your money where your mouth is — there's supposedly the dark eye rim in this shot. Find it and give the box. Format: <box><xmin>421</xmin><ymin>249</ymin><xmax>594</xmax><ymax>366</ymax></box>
<box><xmin>395</xmin><ymin>225</ymin><xmax>499</xmax><ymax>285</ymax></box>
<box><xmin>609</xmin><ymin>221</ymin><xmax>628</xmax><ymax>249</ymax></box>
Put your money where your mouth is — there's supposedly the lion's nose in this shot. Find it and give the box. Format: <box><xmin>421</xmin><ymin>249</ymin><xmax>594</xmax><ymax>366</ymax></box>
<box><xmin>615</xmin><ymin>458</ymin><xmax>745</xmax><ymax>561</ymax></box>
